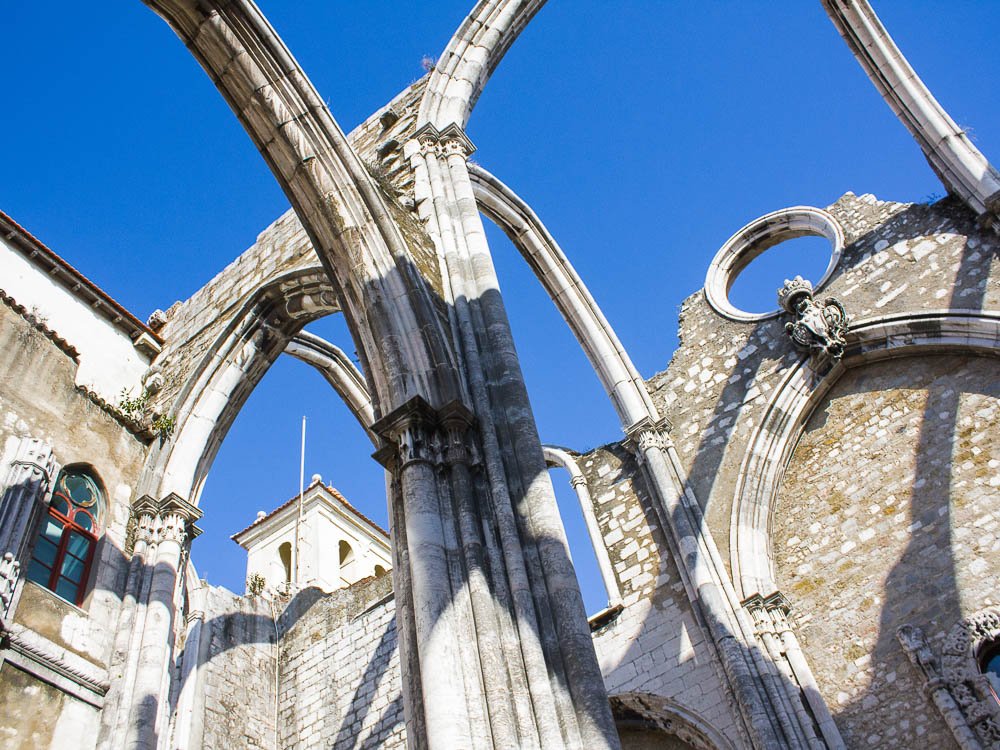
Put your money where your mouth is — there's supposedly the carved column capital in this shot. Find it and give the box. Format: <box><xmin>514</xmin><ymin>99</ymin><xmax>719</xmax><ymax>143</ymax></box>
<box><xmin>625</xmin><ymin>416</ymin><xmax>673</xmax><ymax>460</ymax></box>
<box><xmin>373</xmin><ymin>396</ymin><xmax>444</xmax><ymax>470</ymax></box>
<box><xmin>373</xmin><ymin>397</ymin><xmax>480</xmax><ymax>471</ymax></box>
<box><xmin>131</xmin><ymin>493</ymin><xmax>203</xmax><ymax>547</ymax></box>
<box><xmin>569</xmin><ymin>475</ymin><xmax>588</xmax><ymax>489</ymax></box>
<box><xmin>411</xmin><ymin>123</ymin><xmax>477</xmax><ymax>160</ymax></box>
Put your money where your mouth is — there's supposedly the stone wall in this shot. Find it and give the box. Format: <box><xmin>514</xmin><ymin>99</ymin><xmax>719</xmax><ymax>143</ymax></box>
<box><xmin>194</xmin><ymin>585</ymin><xmax>279</xmax><ymax>750</ymax></box>
<box><xmin>616</xmin><ymin>191</ymin><xmax>1000</xmax><ymax>748</ymax></box>
<box><xmin>646</xmin><ymin>193</ymin><xmax>998</xmax><ymax>566</ymax></box>
<box><xmin>577</xmin><ymin>444</ymin><xmax>742</xmax><ymax>746</ymax></box>
<box><xmin>774</xmin><ymin>353</ymin><xmax>999</xmax><ymax>748</ymax></box>
<box><xmin>277</xmin><ymin>575</ymin><xmax>402</xmax><ymax>750</ymax></box>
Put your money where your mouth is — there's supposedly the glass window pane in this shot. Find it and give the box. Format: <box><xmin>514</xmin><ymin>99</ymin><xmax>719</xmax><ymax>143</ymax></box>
<box><xmin>26</xmin><ymin>559</ymin><xmax>52</xmax><ymax>586</ymax></box>
<box><xmin>55</xmin><ymin>578</ymin><xmax>79</xmax><ymax>603</ymax></box>
<box><xmin>63</xmin><ymin>474</ymin><xmax>96</xmax><ymax>508</ymax></box>
<box><xmin>66</xmin><ymin>532</ymin><xmax>91</xmax><ymax>559</ymax></box>
<box><xmin>32</xmin><ymin>537</ymin><xmax>59</xmax><ymax>567</ymax></box>
<box><xmin>41</xmin><ymin>519</ymin><xmax>64</xmax><ymax>545</ymax></box>
<box><xmin>74</xmin><ymin>512</ymin><xmax>94</xmax><ymax>533</ymax></box>
<box><xmin>61</xmin><ymin>555</ymin><xmax>85</xmax><ymax>583</ymax></box>
<box><xmin>51</xmin><ymin>495</ymin><xmax>70</xmax><ymax>516</ymax></box>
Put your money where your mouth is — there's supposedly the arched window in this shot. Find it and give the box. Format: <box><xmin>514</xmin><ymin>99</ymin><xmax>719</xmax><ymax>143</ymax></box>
<box><xmin>278</xmin><ymin>541</ymin><xmax>292</xmax><ymax>584</ymax></box>
<box><xmin>339</xmin><ymin>540</ymin><xmax>354</xmax><ymax>566</ymax></box>
<box><xmin>25</xmin><ymin>467</ymin><xmax>105</xmax><ymax>606</ymax></box>
<box><xmin>374</xmin><ymin>564</ymin><xmax>387</xmax><ymax>577</ymax></box>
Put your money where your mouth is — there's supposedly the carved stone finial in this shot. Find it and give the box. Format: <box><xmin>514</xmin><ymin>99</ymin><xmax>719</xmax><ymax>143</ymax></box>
<box><xmin>147</xmin><ymin>309</ymin><xmax>168</xmax><ymax>331</ymax></box>
<box><xmin>778</xmin><ymin>276</ymin><xmax>850</xmax><ymax>362</ymax></box>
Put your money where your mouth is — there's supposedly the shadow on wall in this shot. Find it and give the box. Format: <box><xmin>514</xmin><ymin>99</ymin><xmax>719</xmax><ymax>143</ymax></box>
<box><xmin>764</xmin><ymin>200</ymin><xmax>998</xmax><ymax>747</ymax></box>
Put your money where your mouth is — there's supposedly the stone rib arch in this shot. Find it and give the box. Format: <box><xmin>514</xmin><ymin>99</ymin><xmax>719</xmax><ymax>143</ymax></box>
<box><xmin>731</xmin><ymin>310</ymin><xmax>1000</xmax><ymax>600</ymax></box>
<box><xmin>144</xmin><ymin>268</ymin><xmax>341</xmax><ymax>506</ymax></box>
<box><xmin>143</xmin><ymin>0</ymin><xmax>461</xmax><ymax>414</ymax></box>
<box><xmin>285</xmin><ymin>330</ymin><xmax>376</xmax><ymax>444</ymax></box>
<box><xmin>822</xmin><ymin>0</ymin><xmax>1000</xmax><ymax>232</ymax></box>
<box><xmin>419</xmin><ymin>0</ymin><xmax>548</xmax><ymax>129</ymax></box>
<box><xmin>610</xmin><ymin>692</ymin><xmax>736</xmax><ymax>750</ymax></box>
<box><xmin>112</xmin><ymin>4</ymin><xmax>623</xmax><ymax>748</ymax></box>
<box><xmin>468</xmin><ymin>163</ymin><xmax>661</xmax><ymax>431</ymax></box>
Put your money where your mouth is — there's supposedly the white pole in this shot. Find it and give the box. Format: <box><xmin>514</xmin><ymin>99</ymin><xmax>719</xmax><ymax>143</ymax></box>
<box><xmin>294</xmin><ymin>416</ymin><xmax>306</xmax><ymax>587</ymax></box>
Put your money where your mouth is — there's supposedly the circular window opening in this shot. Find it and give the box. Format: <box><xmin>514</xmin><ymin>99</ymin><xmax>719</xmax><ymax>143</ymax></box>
<box><xmin>704</xmin><ymin>207</ymin><xmax>844</xmax><ymax>322</ymax></box>
<box><xmin>728</xmin><ymin>235</ymin><xmax>832</xmax><ymax>316</ymax></box>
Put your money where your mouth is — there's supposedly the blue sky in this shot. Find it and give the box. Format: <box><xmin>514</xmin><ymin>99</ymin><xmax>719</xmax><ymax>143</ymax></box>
<box><xmin>3</xmin><ymin>2</ymin><xmax>998</xmax><ymax>608</ymax></box>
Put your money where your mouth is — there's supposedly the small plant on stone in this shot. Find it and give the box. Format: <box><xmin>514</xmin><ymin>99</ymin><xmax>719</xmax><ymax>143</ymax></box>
<box><xmin>118</xmin><ymin>388</ymin><xmax>176</xmax><ymax>439</ymax></box>
<box><xmin>247</xmin><ymin>572</ymin><xmax>267</xmax><ymax>597</ymax></box>
<box><xmin>118</xmin><ymin>388</ymin><xmax>149</xmax><ymax>421</ymax></box>
<box><xmin>151</xmin><ymin>413</ymin><xmax>176</xmax><ymax>439</ymax></box>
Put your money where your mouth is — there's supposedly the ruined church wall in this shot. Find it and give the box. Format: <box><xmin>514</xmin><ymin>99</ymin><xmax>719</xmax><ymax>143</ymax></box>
<box><xmin>631</xmin><ymin>192</ymin><xmax>1000</xmax><ymax>748</ymax></box>
<box><xmin>576</xmin><ymin>444</ymin><xmax>742</xmax><ymax>746</ymax></box>
<box><xmin>773</xmin><ymin>353</ymin><xmax>999</xmax><ymax>748</ymax></box>
<box><xmin>277</xmin><ymin>575</ymin><xmax>402</xmax><ymax>750</ymax></box>
<box><xmin>646</xmin><ymin>192</ymin><xmax>999</xmax><ymax>568</ymax></box>
<box><xmin>191</xmin><ymin>585</ymin><xmax>280</xmax><ymax>750</ymax></box>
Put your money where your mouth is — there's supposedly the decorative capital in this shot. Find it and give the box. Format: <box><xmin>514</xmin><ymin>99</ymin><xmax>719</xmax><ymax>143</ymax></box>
<box><xmin>131</xmin><ymin>493</ymin><xmax>203</xmax><ymax>547</ymax></box>
<box><xmin>411</xmin><ymin>123</ymin><xmax>477</xmax><ymax>159</ymax></box>
<box><xmin>373</xmin><ymin>397</ymin><xmax>479</xmax><ymax>470</ymax></box>
<box><xmin>625</xmin><ymin>416</ymin><xmax>673</xmax><ymax>458</ymax></box>
<box><xmin>778</xmin><ymin>276</ymin><xmax>850</xmax><ymax>362</ymax></box>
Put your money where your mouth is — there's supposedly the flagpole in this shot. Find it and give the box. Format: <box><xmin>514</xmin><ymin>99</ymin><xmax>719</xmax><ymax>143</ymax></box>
<box><xmin>294</xmin><ymin>415</ymin><xmax>305</xmax><ymax>588</ymax></box>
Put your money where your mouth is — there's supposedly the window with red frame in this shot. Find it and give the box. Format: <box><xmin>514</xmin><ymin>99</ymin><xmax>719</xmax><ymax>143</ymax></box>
<box><xmin>25</xmin><ymin>468</ymin><xmax>104</xmax><ymax>606</ymax></box>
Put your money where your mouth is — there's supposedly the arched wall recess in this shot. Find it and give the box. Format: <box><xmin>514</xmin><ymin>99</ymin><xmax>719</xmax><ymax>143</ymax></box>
<box><xmin>731</xmin><ymin>311</ymin><xmax>1000</xmax><ymax>600</ymax></box>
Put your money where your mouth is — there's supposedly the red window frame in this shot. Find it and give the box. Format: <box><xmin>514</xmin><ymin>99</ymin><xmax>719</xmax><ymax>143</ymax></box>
<box><xmin>26</xmin><ymin>470</ymin><xmax>103</xmax><ymax>607</ymax></box>
<box><xmin>28</xmin><ymin>506</ymin><xmax>98</xmax><ymax>607</ymax></box>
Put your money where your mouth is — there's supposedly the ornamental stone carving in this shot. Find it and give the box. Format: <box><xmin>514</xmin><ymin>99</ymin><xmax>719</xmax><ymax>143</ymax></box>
<box><xmin>0</xmin><ymin>552</ymin><xmax>20</xmax><ymax>621</ymax></box>
<box><xmin>625</xmin><ymin>416</ymin><xmax>673</xmax><ymax>461</ymax></box>
<box><xmin>898</xmin><ymin>608</ymin><xmax>1000</xmax><ymax>749</ymax></box>
<box><xmin>778</xmin><ymin>276</ymin><xmax>850</xmax><ymax>362</ymax></box>
<box><xmin>411</xmin><ymin>123</ymin><xmax>477</xmax><ymax>159</ymax></box>
<box><xmin>131</xmin><ymin>493</ymin><xmax>203</xmax><ymax>549</ymax></box>
<box><xmin>373</xmin><ymin>396</ymin><xmax>480</xmax><ymax>472</ymax></box>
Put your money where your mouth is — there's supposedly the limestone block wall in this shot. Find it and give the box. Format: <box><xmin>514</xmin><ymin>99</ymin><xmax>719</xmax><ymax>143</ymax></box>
<box><xmin>277</xmin><ymin>575</ymin><xmax>402</xmax><ymax>750</ymax></box>
<box><xmin>633</xmin><ymin>191</ymin><xmax>1000</xmax><ymax>748</ymax></box>
<box><xmin>194</xmin><ymin>585</ymin><xmax>279</xmax><ymax>750</ymax></box>
<box><xmin>774</xmin><ymin>354</ymin><xmax>999</xmax><ymax>748</ymax></box>
<box><xmin>577</xmin><ymin>444</ymin><xmax>742</xmax><ymax>746</ymax></box>
<box><xmin>647</xmin><ymin>193</ymin><xmax>999</xmax><ymax>564</ymax></box>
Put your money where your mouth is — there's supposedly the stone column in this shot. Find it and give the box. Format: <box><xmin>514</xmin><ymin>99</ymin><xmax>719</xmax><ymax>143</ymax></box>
<box><xmin>743</xmin><ymin>593</ymin><xmax>824</xmax><ymax>749</ymax></box>
<box><xmin>766</xmin><ymin>593</ymin><xmax>844</xmax><ymax>750</ymax></box>
<box><xmin>170</xmin><ymin>583</ymin><xmax>207</xmax><ymax>750</ymax></box>
<box><xmin>405</xmin><ymin>122</ymin><xmax>620</xmax><ymax>749</ymax></box>
<box><xmin>116</xmin><ymin>493</ymin><xmax>201</xmax><ymax>750</ymax></box>
<box><xmin>98</xmin><ymin>504</ymin><xmax>158</xmax><ymax>750</ymax></box>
